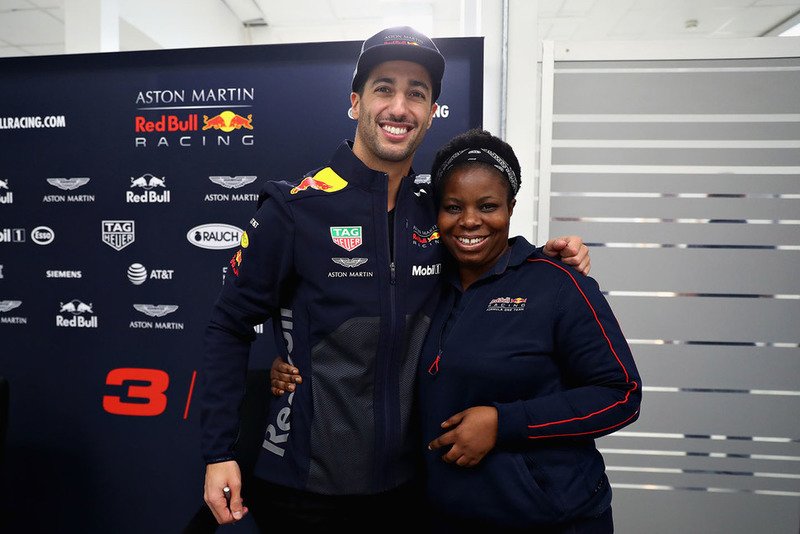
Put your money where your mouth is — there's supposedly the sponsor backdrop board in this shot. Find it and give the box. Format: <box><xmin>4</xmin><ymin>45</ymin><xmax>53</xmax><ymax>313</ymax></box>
<box><xmin>0</xmin><ymin>38</ymin><xmax>483</xmax><ymax>533</ymax></box>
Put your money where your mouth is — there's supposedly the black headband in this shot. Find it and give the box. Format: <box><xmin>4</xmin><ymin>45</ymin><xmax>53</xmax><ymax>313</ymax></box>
<box><xmin>434</xmin><ymin>148</ymin><xmax>519</xmax><ymax>195</ymax></box>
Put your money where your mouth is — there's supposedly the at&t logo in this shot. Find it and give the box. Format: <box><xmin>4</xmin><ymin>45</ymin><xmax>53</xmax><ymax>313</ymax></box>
<box><xmin>127</xmin><ymin>263</ymin><xmax>174</xmax><ymax>285</ymax></box>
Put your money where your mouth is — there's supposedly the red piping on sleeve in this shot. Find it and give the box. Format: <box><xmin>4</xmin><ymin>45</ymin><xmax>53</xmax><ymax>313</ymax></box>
<box><xmin>524</xmin><ymin>259</ymin><xmax>639</xmax><ymax>439</ymax></box>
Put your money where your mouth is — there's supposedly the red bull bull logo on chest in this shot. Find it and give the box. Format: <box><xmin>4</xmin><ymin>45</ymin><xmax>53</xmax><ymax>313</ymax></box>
<box><xmin>290</xmin><ymin>167</ymin><xmax>348</xmax><ymax>194</ymax></box>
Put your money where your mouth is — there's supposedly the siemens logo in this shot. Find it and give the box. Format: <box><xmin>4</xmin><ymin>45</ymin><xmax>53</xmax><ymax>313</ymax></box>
<box><xmin>46</xmin><ymin>270</ymin><xmax>82</xmax><ymax>279</ymax></box>
<box><xmin>412</xmin><ymin>263</ymin><xmax>441</xmax><ymax>276</ymax></box>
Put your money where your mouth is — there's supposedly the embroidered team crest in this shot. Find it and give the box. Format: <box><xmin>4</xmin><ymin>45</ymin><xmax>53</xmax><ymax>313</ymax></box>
<box><xmin>412</xmin><ymin>225</ymin><xmax>440</xmax><ymax>247</ymax></box>
<box><xmin>330</xmin><ymin>226</ymin><xmax>362</xmax><ymax>251</ymax></box>
<box><xmin>486</xmin><ymin>296</ymin><xmax>527</xmax><ymax>312</ymax></box>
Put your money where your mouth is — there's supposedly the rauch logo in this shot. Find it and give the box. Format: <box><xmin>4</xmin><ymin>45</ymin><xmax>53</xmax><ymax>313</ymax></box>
<box><xmin>187</xmin><ymin>223</ymin><xmax>242</xmax><ymax>250</ymax></box>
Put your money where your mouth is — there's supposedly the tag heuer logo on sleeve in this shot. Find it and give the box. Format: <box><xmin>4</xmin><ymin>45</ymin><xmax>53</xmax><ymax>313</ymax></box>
<box><xmin>330</xmin><ymin>226</ymin><xmax>362</xmax><ymax>251</ymax></box>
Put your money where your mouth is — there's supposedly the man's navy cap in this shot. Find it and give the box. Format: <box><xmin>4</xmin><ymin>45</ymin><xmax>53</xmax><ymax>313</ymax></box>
<box><xmin>351</xmin><ymin>26</ymin><xmax>445</xmax><ymax>101</ymax></box>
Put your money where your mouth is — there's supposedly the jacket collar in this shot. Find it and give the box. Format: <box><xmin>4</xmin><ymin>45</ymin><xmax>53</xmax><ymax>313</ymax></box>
<box><xmin>503</xmin><ymin>236</ymin><xmax>538</xmax><ymax>270</ymax></box>
<box><xmin>328</xmin><ymin>140</ymin><xmax>418</xmax><ymax>192</ymax></box>
<box><xmin>487</xmin><ymin>236</ymin><xmax>538</xmax><ymax>277</ymax></box>
<box><xmin>444</xmin><ymin>235</ymin><xmax>538</xmax><ymax>290</ymax></box>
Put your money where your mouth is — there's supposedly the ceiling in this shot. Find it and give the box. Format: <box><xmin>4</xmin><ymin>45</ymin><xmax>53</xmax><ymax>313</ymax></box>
<box><xmin>1</xmin><ymin>0</ymin><xmax>800</xmax><ymax>58</ymax></box>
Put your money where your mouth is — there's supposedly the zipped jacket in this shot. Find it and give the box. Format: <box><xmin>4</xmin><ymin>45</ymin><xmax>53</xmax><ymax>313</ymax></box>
<box><xmin>418</xmin><ymin>237</ymin><xmax>641</xmax><ymax>527</ymax></box>
<box><xmin>201</xmin><ymin>141</ymin><xmax>444</xmax><ymax>495</ymax></box>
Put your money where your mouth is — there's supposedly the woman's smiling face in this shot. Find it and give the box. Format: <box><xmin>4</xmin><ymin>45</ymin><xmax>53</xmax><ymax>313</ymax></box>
<box><xmin>437</xmin><ymin>163</ymin><xmax>515</xmax><ymax>289</ymax></box>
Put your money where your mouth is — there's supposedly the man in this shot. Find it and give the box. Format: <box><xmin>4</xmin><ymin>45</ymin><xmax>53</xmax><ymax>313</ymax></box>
<box><xmin>200</xmin><ymin>26</ymin><xmax>590</xmax><ymax>529</ymax></box>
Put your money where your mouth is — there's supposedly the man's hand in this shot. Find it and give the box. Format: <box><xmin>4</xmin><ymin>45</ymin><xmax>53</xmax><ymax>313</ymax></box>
<box><xmin>428</xmin><ymin>406</ymin><xmax>498</xmax><ymax>468</ymax></box>
<box><xmin>204</xmin><ymin>460</ymin><xmax>248</xmax><ymax>524</ymax></box>
<box><xmin>270</xmin><ymin>356</ymin><xmax>302</xmax><ymax>396</ymax></box>
<box><xmin>543</xmin><ymin>235</ymin><xmax>591</xmax><ymax>275</ymax></box>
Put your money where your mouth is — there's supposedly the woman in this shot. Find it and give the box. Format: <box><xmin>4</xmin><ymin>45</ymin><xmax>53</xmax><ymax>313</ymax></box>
<box><xmin>272</xmin><ymin>130</ymin><xmax>641</xmax><ymax>532</ymax></box>
<box><xmin>418</xmin><ymin>129</ymin><xmax>641</xmax><ymax>532</ymax></box>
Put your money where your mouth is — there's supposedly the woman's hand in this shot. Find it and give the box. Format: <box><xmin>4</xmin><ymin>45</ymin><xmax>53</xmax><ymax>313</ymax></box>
<box><xmin>428</xmin><ymin>406</ymin><xmax>498</xmax><ymax>467</ymax></box>
<box><xmin>270</xmin><ymin>356</ymin><xmax>302</xmax><ymax>396</ymax></box>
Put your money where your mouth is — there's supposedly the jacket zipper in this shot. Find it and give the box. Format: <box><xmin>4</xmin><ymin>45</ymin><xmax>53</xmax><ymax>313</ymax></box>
<box><xmin>378</xmin><ymin>173</ymin><xmax>400</xmax><ymax>490</ymax></box>
<box><xmin>428</xmin><ymin>329</ymin><xmax>443</xmax><ymax>375</ymax></box>
<box><xmin>428</xmin><ymin>289</ymin><xmax>466</xmax><ymax>376</ymax></box>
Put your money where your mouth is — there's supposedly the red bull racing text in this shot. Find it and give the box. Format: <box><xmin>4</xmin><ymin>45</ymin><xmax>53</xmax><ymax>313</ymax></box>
<box><xmin>134</xmin><ymin>111</ymin><xmax>254</xmax><ymax>148</ymax></box>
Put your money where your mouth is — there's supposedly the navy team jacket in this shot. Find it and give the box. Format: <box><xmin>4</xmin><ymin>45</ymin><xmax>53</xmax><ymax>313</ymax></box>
<box><xmin>201</xmin><ymin>141</ymin><xmax>443</xmax><ymax>495</ymax></box>
<box><xmin>418</xmin><ymin>237</ymin><xmax>641</xmax><ymax>527</ymax></box>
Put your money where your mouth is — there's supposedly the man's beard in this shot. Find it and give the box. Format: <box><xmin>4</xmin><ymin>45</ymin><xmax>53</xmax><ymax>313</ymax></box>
<box><xmin>356</xmin><ymin>113</ymin><xmax>425</xmax><ymax>164</ymax></box>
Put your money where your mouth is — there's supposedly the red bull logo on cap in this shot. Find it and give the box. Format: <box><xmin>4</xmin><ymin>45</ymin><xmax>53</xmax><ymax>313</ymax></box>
<box><xmin>202</xmin><ymin>111</ymin><xmax>254</xmax><ymax>132</ymax></box>
<box><xmin>384</xmin><ymin>39</ymin><xmax>420</xmax><ymax>46</ymax></box>
<box><xmin>290</xmin><ymin>167</ymin><xmax>348</xmax><ymax>195</ymax></box>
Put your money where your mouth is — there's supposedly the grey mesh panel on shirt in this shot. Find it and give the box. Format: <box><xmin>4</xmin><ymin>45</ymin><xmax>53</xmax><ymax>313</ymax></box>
<box><xmin>306</xmin><ymin>312</ymin><xmax>431</xmax><ymax>495</ymax></box>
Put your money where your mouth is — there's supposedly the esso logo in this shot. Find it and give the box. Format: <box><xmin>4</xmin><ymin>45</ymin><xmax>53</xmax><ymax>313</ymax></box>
<box><xmin>32</xmin><ymin>226</ymin><xmax>55</xmax><ymax>245</ymax></box>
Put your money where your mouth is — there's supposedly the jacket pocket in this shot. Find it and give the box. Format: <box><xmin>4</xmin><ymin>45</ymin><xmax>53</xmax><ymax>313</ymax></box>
<box><xmin>427</xmin><ymin>449</ymin><xmax>567</xmax><ymax>527</ymax></box>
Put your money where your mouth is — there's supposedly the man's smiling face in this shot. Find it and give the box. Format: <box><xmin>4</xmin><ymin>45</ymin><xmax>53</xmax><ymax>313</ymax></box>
<box><xmin>350</xmin><ymin>60</ymin><xmax>438</xmax><ymax>172</ymax></box>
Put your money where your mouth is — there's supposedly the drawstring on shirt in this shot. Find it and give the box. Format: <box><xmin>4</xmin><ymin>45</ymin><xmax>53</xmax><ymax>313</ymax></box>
<box><xmin>429</xmin><ymin>289</ymin><xmax>461</xmax><ymax>377</ymax></box>
<box><xmin>428</xmin><ymin>353</ymin><xmax>440</xmax><ymax>375</ymax></box>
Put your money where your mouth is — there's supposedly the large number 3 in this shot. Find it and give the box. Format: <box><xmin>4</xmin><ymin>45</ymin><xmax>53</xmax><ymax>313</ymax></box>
<box><xmin>103</xmin><ymin>368</ymin><xmax>169</xmax><ymax>416</ymax></box>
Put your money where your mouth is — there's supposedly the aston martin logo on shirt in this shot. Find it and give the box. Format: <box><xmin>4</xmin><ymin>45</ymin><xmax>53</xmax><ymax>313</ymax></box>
<box><xmin>332</xmin><ymin>257</ymin><xmax>368</xmax><ymax>268</ymax></box>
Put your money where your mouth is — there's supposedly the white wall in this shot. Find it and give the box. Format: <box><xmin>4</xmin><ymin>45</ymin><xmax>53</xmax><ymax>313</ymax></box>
<box><xmin>64</xmin><ymin>0</ymin><xmax>245</xmax><ymax>53</ymax></box>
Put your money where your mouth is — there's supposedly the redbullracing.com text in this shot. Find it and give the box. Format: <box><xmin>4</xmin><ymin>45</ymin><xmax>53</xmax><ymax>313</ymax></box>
<box><xmin>0</xmin><ymin>115</ymin><xmax>67</xmax><ymax>129</ymax></box>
